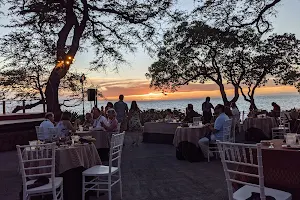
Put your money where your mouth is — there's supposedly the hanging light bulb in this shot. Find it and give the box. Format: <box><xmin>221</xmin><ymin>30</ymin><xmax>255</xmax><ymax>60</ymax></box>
<box><xmin>66</xmin><ymin>61</ymin><xmax>70</xmax><ymax>65</ymax></box>
<box><xmin>68</xmin><ymin>56</ymin><xmax>72</xmax><ymax>60</ymax></box>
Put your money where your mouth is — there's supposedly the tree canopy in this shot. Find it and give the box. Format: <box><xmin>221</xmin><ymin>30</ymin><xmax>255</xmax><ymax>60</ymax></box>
<box><xmin>0</xmin><ymin>31</ymin><xmax>83</xmax><ymax>112</ymax></box>
<box><xmin>0</xmin><ymin>0</ymin><xmax>174</xmax><ymax>114</ymax></box>
<box><xmin>147</xmin><ymin>21</ymin><xmax>300</xmax><ymax>106</ymax></box>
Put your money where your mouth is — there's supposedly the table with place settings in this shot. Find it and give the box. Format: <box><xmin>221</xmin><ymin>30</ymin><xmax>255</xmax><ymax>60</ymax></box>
<box><xmin>76</xmin><ymin>130</ymin><xmax>113</xmax><ymax>148</ymax></box>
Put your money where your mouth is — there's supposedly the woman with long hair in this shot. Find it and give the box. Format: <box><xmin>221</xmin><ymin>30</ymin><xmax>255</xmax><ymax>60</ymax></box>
<box><xmin>128</xmin><ymin>101</ymin><xmax>143</xmax><ymax>146</ymax></box>
<box><xmin>57</xmin><ymin>111</ymin><xmax>79</xmax><ymax>137</ymax></box>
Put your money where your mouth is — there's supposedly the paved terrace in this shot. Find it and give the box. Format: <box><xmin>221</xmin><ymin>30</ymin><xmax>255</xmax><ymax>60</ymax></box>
<box><xmin>0</xmin><ymin>138</ymin><xmax>227</xmax><ymax>200</ymax></box>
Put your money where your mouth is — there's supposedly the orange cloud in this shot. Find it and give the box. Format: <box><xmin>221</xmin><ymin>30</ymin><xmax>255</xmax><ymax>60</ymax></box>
<box><xmin>86</xmin><ymin>77</ymin><xmax>298</xmax><ymax>101</ymax></box>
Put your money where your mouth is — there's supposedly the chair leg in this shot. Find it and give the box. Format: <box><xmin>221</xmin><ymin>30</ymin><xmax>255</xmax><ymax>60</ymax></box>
<box><xmin>97</xmin><ymin>177</ymin><xmax>100</xmax><ymax>198</ymax></box>
<box><xmin>119</xmin><ymin>170</ymin><xmax>123</xmax><ymax>199</ymax></box>
<box><xmin>60</xmin><ymin>183</ymin><xmax>64</xmax><ymax>200</ymax></box>
<box><xmin>108</xmin><ymin>175</ymin><xmax>112</xmax><ymax>200</ymax></box>
<box><xmin>207</xmin><ymin>149</ymin><xmax>210</xmax><ymax>162</ymax></box>
<box><xmin>23</xmin><ymin>191</ymin><xmax>27</xmax><ymax>200</ymax></box>
<box><xmin>82</xmin><ymin>175</ymin><xmax>85</xmax><ymax>200</ymax></box>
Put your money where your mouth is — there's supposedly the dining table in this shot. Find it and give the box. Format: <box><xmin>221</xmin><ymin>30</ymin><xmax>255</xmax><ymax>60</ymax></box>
<box><xmin>173</xmin><ymin>125</ymin><xmax>210</xmax><ymax>162</ymax></box>
<box><xmin>235</xmin><ymin>139</ymin><xmax>300</xmax><ymax>199</ymax></box>
<box><xmin>143</xmin><ymin>121</ymin><xmax>181</xmax><ymax>144</ymax></box>
<box><xmin>243</xmin><ymin>117</ymin><xmax>278</xmax><ymax>139</ymax></box>
<box><xmin>76</xmin><ymin>130</ymin><xmax>114</xmax><ymax>161</ymax></box>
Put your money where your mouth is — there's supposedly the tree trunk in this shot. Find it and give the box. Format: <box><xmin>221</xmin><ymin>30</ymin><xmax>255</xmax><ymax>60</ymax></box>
<box><xmin>45</xmin><ymin>68</ymin><xmax>62</xmax><ymax>120</ymax></box>
<box><xmin>218</xmin><ymin>83</ymin><xmax>229</xmax><ymax>105</ymax></box>
<box><xmin>230</xmin><ymin>85</ymin><xmax>240</xmax><ymax>103</ymax></box>
<box><xmin>250</xmin><ymin>97</ymin><xmax>258</xmax><ymax>110</ymax></box>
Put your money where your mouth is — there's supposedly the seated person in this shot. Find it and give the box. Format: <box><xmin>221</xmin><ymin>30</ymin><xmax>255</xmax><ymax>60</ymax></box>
<box><xmin>57</xmin><ymin>112</ymin><xmax>79</xmax><ymax>137</ymax></box>
<box><xmin>198</xmin><ymin>104</ymin><xmax>229</xmax><ymax>159</ymax></box>
<box><xmin>82</xmin><ymin>113</ymin><xmax>93</xmax><ymax>128</ymax></box>
<box><xmin>101</xmin><ymin>109</ymin><xmax>118</xmax><ymax>132</ymax></box>
<box><xmin>183</xmin><ymin>104</ymin><xmax>200</xmax><ymax>123</ymax></box>
<box><xmin>39</xmin><ymin>112</ymin><xmax>55</xmax><ymax>140</ymax></box>
<box><xmin>165</xmin><ymin>109</ymin><xmax>174</xmax><ymax>122</ymax></box>
<box><xmin>271</xmin><ymin>102</ymin><xmax>280</xmax><ymax>117</ymax></box>
<box><xmin>92</xmin><ymin>107</ymin><xmax>107</xmax><ymax>131</ymax></box>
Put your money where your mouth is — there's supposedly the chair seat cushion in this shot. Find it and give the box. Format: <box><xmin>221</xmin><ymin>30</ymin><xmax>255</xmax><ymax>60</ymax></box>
<box><xmin>26</xmin><ymin>177</ymin><xmax>63</xmax><ymax>194</ymax></box>
<box><xmin>83</xmin><ymin>165</ymin><xmax>118</xmax><ymax>176</ymax></box>
<box><xmin>233</xmin><ymin>185</ymin><xmax>292</xmax><ymax>200</ymax></box>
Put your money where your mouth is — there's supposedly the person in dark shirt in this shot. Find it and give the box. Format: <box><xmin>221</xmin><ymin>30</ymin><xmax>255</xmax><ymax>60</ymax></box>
<box><xmin>202</xmin><ymin>97</ymin><xmax>214</xmax><ymax>124</ymax></box>
<box><xmin>271</xmin><ymin>102</ymin><xmax>281</xmax><ymax>117</ymax></box>
<box><xmin>183</xmin><ymin>104</ymin><xmax>200</xmax><ymax>123</ymax></box>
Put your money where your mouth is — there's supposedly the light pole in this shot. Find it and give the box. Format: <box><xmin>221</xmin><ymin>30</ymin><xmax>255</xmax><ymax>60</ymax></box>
<box><xmin>80</xmin><ymin>74</ymin><xmax>86</xmax><ymax>116</ymax></box>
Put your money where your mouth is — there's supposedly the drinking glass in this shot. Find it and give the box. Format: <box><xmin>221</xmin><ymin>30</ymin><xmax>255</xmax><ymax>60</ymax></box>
<box><xmin>286</xmin><ymin>133</ymin><xmax>297</xmax><ymax>145</ymax></box>
<box><xmin>79</xmin><ymin>125</ymin><xmax>83</xmax><ymax>132</ymax></box>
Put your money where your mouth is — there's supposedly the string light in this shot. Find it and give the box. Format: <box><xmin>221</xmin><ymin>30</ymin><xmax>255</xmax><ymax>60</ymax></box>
<box><xmin>66</xmin><ymin>61</ymin><xmax>70</xmax><ymax>65</ymax></box>
<box><xmin>68</xmin><ymin>56</ymin><xmax>72</xmax><ymax>60</ymax></box>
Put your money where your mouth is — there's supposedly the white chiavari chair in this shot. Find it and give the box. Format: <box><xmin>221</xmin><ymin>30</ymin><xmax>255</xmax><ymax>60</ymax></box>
<box><xmin>272</xmin><ymin>122</ymin><xmax>291</xmax><ymax>139</ymax></box>
<box><xmin>217</xmin><ymin>141</ymin><xmax>291</xmax><ymax>200</ymax></box>
<box><xmin>16</xmin><ymin>143</ymin><xmax>63</xmax><ymax>200</ymax></box>
<box><xmin>82</xmin><ymin>132</ymin><xmax>125</xmax><ymax>200</ymax></box>
<box><xmin>35</xmin><ymin>126</ymin><xmax>44</xmax><ymax>141</ymax></box>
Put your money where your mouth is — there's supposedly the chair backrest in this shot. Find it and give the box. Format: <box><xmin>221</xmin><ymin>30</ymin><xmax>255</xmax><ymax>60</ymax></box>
<box><xmin>35</xmin><ymin>126</ymin><xmax>44</xmax><ymax>140</ymax></box>
<box><xmin>217</xmin><ymin>142</ymin><xmax>265</xmax><ymax>200</ymax></box>
<box><xmin>16</xmin><ymin>143</ymin><xmax>56</xmax><ymax>194</ymax></box>
<box><xmin>223</xmin><ymin>119</ymin><xmax>233</xmax><ymax>142</ymax></box>
<box><xmin>108</xmin><ymin>132</ymin><xmax>125</xmax><ymax>173</ymax></box>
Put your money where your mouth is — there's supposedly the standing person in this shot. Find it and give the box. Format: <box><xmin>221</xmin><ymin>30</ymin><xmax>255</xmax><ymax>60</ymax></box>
<box><xmin>128</xmin><ymin>101</ymin><xmax>143</xmax><ymax>146</ymax></box>
<box><xmin>202</xmin><ymin>97</ymin><xmax>214</xmax><ymax>124</ymax></box>
<box><xmin>231</xmin><ymin>102</ymin><xmax>240</xmax><ymax>121</ymax></box>
<box><xmin>114</xmin><ymin>95</ymin><xmax>129</xmax><ymax>132</ymax></box>
<box><xmin>39</xmin><ymin>112</ymin><xmax>55</xmax><ymax>140</ymax></box>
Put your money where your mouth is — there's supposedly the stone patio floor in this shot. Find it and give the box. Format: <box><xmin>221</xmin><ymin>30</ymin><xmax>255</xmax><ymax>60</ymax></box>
<box><xmin>0</xmin><ymin>139</ymin><xmax>228</xmax><ymax>200</ymax></box>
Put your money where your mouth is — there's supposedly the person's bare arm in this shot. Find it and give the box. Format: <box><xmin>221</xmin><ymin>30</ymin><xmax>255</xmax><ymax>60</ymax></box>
<box><xmin>65</xmin><ymin>121</ymin><xmax>77</xmax><ymax>132</ymax></box>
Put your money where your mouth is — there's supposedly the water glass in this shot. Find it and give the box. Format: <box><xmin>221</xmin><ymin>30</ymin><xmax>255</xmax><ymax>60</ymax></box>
<box><xmin>286</xmin><ymin>133</ymin><xmax>297</xmax><ymax>145</ymax></box>
<box><xmin>29</xmin><ymin>140</ymin><xmax>38</xmax><ymax>146</ymax></box>
<box><xmin>79</xmin><ymin>125</ymin><xmax>83</xmax><ymax>131</ymax></box>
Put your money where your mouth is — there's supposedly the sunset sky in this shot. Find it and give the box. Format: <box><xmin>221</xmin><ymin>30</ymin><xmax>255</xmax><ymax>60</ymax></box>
<box><xmin>71</xmin><ymin>0</ymin><xmax>300</xmax><ymax>101</ymax></box>
<box><xmin>4</xmin><ymin>0</ymin><xmax>300</xmax><ymax>101</ymax></box>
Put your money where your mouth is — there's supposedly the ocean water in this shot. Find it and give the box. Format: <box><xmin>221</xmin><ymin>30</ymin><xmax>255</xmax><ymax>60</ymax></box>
<box><xmin>1</xmin><ymin>93</ymin><xmax>300</xmax><ymax>114</ymax></box>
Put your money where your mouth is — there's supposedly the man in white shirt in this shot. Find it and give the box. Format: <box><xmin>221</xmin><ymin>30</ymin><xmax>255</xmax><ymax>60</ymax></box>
<box><xmin>92</xmin><ymin>107</ymin><xmax>107</xmax><ymax>131</ymax></box>
<box><xmin>39</xmin><ymin>112</ymin><xmax>55</xmax><ymax>140</ymax></box>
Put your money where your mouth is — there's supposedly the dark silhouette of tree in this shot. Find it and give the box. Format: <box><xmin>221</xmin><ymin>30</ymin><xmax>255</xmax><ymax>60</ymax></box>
<box><xmin>0</xmin><ymin>32</ymin><xmax>83</xmax><ymax>113</ymax></box>
<box><xmin>2</xmin><ymin>0</ymin><xmax>173</xmax><ymax>116</ymax></box>
<box><xmin>194</xmin><ymin>0</ymin><xmax>282</xmax><ymax>34</ymax></box>
<box><xmin>146</xmin><ymin>21</ymin><xmax>259</xmax><ymax>104</ymax></box>
<box><xmin>146</xmin><ymin>21</ymin><xmax>300</xmax><ymax>106</ymax></box>
<box><xmin>239</xmin><ymin>33</ymin><xmax>300</xmax><ymax>109</ymax></box>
